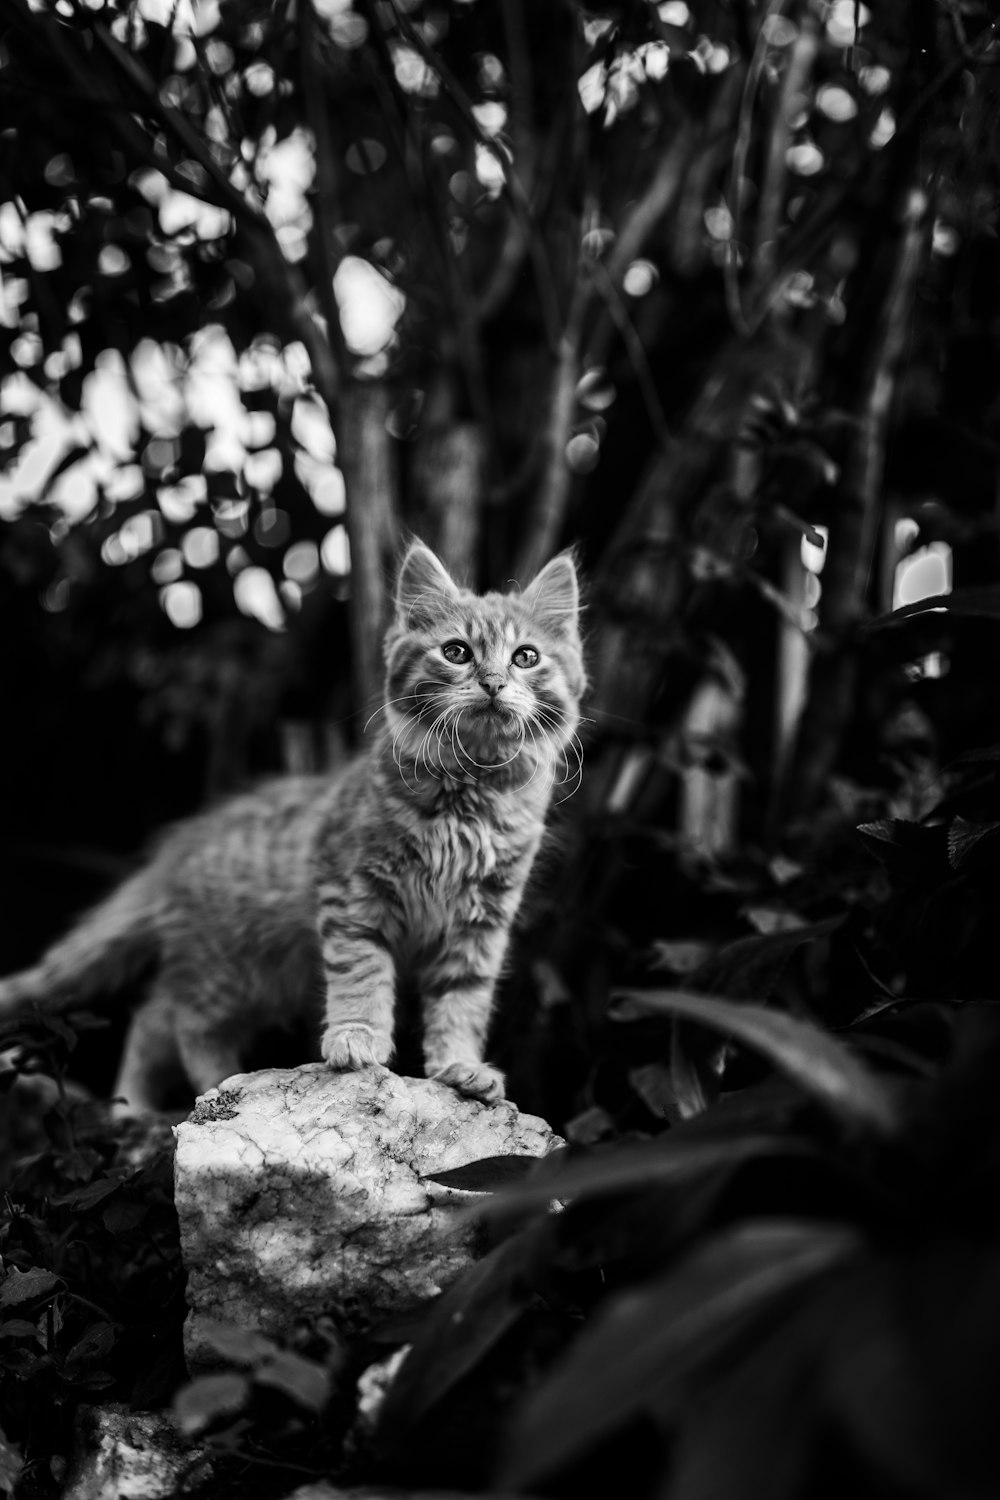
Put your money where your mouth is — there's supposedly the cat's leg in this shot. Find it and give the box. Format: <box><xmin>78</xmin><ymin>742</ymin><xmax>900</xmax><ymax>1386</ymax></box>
<box><xmin>166</xmin><ymin>967</ymin><xmax>246</xmax><ymax>1098</ymax></box>
<box><xmin>318</xmin><ymin>927</ymin><xmax>396</xmax><ymax>1071</ymax></box>
<box><xmin>113</xmin><ymin>989</ymin><xmax>183</xmax><ymax>1116</ymax></box>
<box><xmin>419</xmin><ymin>928</ymin><xmax>509</xmax><ymax>1103</ymax></box>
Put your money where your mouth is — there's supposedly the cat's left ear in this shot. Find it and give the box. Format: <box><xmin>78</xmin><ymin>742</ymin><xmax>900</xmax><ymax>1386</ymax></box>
<box><xmin>520</xmin><ymin>551</ymin><xmax>581</xmax><ymax>637</ymax></box>
<box><xmin>395</xmin><ymin>540</ymin><xmax>460</xmax><ymax>628</ymax></box>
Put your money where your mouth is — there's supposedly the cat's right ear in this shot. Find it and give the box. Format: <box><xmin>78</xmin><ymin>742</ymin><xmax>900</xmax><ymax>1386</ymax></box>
<box><xmin>395</xmin><ymin>541</ymin><xmax>460</xmax><ymax>628</ymax></box>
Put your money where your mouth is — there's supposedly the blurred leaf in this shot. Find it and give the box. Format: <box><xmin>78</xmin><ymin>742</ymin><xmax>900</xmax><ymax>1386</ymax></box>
<box><xmin>0</xmin><ymin>1266</ymin><xmax>61</xmax><ymax>1307</ymax></box>
<box><xmin>627</xmin><ymin>1062</ymin><xmax>676</xmax><ymax>1120</ymax></box>
<box><xmin>473</xmin><ymin>1133</ymin><xmax>812</xmax><ymax>1220</ymax></box>
<box><xmin>422</xmin><ymin>1155</ymin><xmax>551</xmax><ymax>1193</ymax></box>
<box><xmin>629</xmin><ymin>1019</ymin><xmax>717</xmax><ymax>1122</ymax></box>
<box><xmin>63</xmin><ymin>1320</ymin><xmax>117</xmax><ymax>1371</ymax></box>
<box><xmin>743</xmin><ymin>906</ymin><xmax>807</xmax><ymax>935</ymax></box>
<box><xmin>255</xmin><ymin>1350</ymin><xmax>330</xmax><ymax>1412</ymax></box>
<box><xmin>194</xmin><ymin>1320</ymin><xmax>282</xmax><ymax>1367</ymax></box>
<box><xmin>867</xmin><ymin>586</ymin><xmax>1000</xmax><ymax>630</ymax></box>
<box><xmin>687</xmin><ymin>917</ymin><xmax>843</xmax><ymax>1002</ymax></box>
<box><xmin>173</xmin><ymin>1371</ymin><xmax>251</xmax><ymax>1437</ymax></box>
<box><xmin>670</xmin><ymin>1018</ymin><xmax>717</xmax><ymax>1120</ymax></box>
<box><xmin>0</xmin><ymin>1423</ymin><xmax>22</xmax><ymax>1494</ymax></box>
<box><xmin>497</xmin><ymin>1219</ymin><xmax>859</xmax><ymax>1490</ymax></box>
<box><xmin>0</xmin><ymin>1319</ymin><xmax>41</xmax><ymax>1341</ymax></box>
<box><xmin>825</xmin><ymin>1247</ymin><xmax>1000</xmax><ymax>1498</ymax></box>
<box><xmin>649</xmin><ymin>939</ymin><xmax>712</xmax><ymax>974</ymax></box>
<box><xmin>668</xmin><ymin>1284</ymin><xmax>839</xmax><ymax>1500</ymax></box>
<box><xmin>612</xmin><ymin>991</ymin><xmax>900</xmax><ymax>1138</ymax></box>
<box><xmin>376</xmin><ymin>1219</ymin><xmax>550</xmax><ymax>1444</ymax></box>
<box><xmin>50</xmin><ymin>1175</ymin><xmax>123</xmax><ymax>1210</ymax></box>
<box><xmin>564</xmin><ymin>1106</ymin><xmax>615</xmax><ymax>1145</ymax></box>
<box><xmin>952</xmin><ymin>742</ymin><xmax>1000</xmax><ymax>765</ymax></box>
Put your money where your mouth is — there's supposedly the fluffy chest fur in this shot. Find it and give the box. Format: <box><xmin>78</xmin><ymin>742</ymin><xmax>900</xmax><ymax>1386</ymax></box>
<box><xmin>335</xmin><ymin>772</ymin><xmax>546</xmax><ymax>965</ymax></box>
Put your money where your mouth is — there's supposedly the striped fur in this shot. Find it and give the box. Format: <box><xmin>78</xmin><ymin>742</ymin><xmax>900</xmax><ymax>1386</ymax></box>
<box><xmin>0</xmin><ymin>543</ymin><xmax>585</xmax><ymax>1110</ymax></box>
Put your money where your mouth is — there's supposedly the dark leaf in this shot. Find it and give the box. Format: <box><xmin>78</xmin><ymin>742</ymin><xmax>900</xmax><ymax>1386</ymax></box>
<box><xmin>101</xmin><ymin>1200</ymin><xmax>148</xmax><ymax>1235</ymax></box>
<box><xmin>422</xmin><ymin>1155</ymin><xmax>551</xmax><ymax>1193</ymax></box>
<box><xmin>376</xmin><ymin>1220</ymin><xmax>549</xmax><ymax>1443</ymax></box>
<box><xmin>173</xmin><ymin>1372</ymin><xmax>251</xmax><ymax>1437</ymax></box>
<box><xmin>50</xmin><ymin>1176</ymin><xmax>124</xmax><ymax>1210</ymax></box>
<box><xmin>0</xmin><ymin>1267</ymin><xmax>61</xmax><ymax>1307</ymax></box>
<box><xmin>687</xmin><ymin>917</ymin><xmax>843</xmax><ymax>1002</ymax></box>
<box><xmin>668</xmin><ymin>1284</ymin><xmax>840</xmax><ymax>1500</ymax></box>
<box><xmin>64</xmin><ymin>1321</ymin><xmax>117</xmax><ymax>1370</ymax></box>
<box><xmin>947</xmin><ymin>816</ymin><xmax>1000</xmax><ymax>871</ymax></box>
<box><xmin>857</xmin><ymin>819</ymin><xmax>949</xmax><ymax>880</ymax></box>
<box><xmin>72</xmin><ymin>1370</ymin><xmax>117</xmax><ymax>1391</ymax></box>
<box><xmin>824</xmin><ymin>1247</ymin><xmax>1000</xmax><ymax>1497</ymax></box>
<box><xmin>866</xmin><ymin>585</ymin><xmax>1000</xmax><ymax>630</ymax></box>
<box><xmin>473</xmin><ymin>1133</ymin><xmax>813</xmax><ymax>1220</ymax></box>
<box><xmin>612</xmin><ymin>991</ymin><xmax>900</xmax><ymax>1138</ymax></box>
<box><xmin>498</xmin><ymin>1219</ymin><xmax>859</xmax><ymax>1490</ymax></box>
<box><xmin>0</xmin><ymin>1319</ymin><xmax>41</xmax><ymax>1341</ymax></box>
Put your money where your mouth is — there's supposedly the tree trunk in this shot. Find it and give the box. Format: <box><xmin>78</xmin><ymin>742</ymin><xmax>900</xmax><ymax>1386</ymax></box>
<box><xmin>336</xmin><ymin>381</ymin><xmax>401</xmax><ymax>721</ymax></box>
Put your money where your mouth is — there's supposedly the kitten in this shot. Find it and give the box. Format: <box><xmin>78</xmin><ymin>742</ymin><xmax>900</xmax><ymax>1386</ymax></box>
<box><xmin>0</xmin><ymin>541</ymin><xmax>585</xmax><ymax>1111</ymax></box>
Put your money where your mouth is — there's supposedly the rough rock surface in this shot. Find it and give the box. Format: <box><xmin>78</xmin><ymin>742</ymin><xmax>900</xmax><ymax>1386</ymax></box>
<box><xmin>174</xmin><ymin>1065</ymin><xmax>560</xmax><ymax>1370</ymax></box>
<box><xmin>285</xmin><ymin>1490</ymin><xmax>526</xmax><ymax>1500</ymax></box>
<box><xmin>61</xmin><ymin>1405</ymin><xmax>211</xmax><ymax>1500</ymax></box>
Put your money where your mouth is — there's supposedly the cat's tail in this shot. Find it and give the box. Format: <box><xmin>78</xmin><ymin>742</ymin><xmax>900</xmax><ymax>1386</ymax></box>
<box><xmin>0</xmin><ymin>869</ymin><xmax>162</xmax><ymax>1023</ymax></box>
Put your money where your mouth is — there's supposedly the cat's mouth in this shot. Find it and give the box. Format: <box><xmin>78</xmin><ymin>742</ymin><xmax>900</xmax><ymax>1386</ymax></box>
<box><xmin>468</xmin><ymin>699</ymin><xmax>519</xmax><ymax>730</ymax></box>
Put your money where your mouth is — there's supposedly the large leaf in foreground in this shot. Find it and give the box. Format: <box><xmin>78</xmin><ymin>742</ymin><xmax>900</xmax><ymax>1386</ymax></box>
<box><xmin>375</xmin><ymin>1218</ymin><xmax>549</xmax><ymax>1444</ymax></box>
<box><xmin>497</xmin><ymin>1219</ymin><xmax>859</xmax><ymax>1490</ymax></box>
<box><xmin>613</xmin><ymin>990</ymin><xmax>900</xmax><ymax>1139</ymax></box>
<box><xmin>469</xmin><ymin>1131</ymin><xmax>813</xmax><ymax>1219</ymax></box>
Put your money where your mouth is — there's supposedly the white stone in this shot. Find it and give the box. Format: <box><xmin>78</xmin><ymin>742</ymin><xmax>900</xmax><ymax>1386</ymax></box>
<box><xmin>61</xmin><ymin>1405</ymin><xmax>211</xmax><ymax>1500</ymax></box>
<box><xmin>174</xmin><ymin>1065</ymin><xmax>560</xmax><ymax>1370</ymax></box>
<box><xmin>286</xmin><ymin>1490</ymin><xmax>506</xmax><ymax>1500</ymax></box>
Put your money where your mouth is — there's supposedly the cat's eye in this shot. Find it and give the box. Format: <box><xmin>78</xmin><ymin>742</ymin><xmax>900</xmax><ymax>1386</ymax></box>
<box><xmin>512</xmin><ymin>645</ymin><xmax>540</xmax><ymax>669</ymax></box>
<box><xmin>441</xmin><ymin>640</ymin><xmax>472</xmax><ymax>664</ymax></box>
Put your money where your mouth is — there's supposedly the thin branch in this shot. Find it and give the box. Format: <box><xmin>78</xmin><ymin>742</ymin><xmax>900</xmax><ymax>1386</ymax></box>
<box><xmin>514</xmin><ymin>231</ymin><xmax>589</xmax><ymax>579</ymax></box>
<box><xmin>603</xmin><ymin>118</ymin><xmax>696</xmax><ymax>291</ymax></box>
<box><xmin>589</xmin><ymin>259</ymin><xmax>672</xmax><ymax>455</ymax></box>
<box><xmin>385</xmin><ymin>0</ymin><xmax>562</xmax><ymax>351</ymax></box>
<box><xmin>748</xmin><ymin>4</ymin><xmax>820</xmax><ymax>312</ymax></box>
<box><xmin>297</xmin><ymin>0</ymin><xmax>351</xmax><ymax>380</ymax></box>
<box><xmin>725</xmin><ymin>0</ymin><xmax>785</xmax><ymax>336</ymax></box>
<box><xmin>474</xmin><ymin>0</ymin><xmax>536</xmax><ymax>323</ymax></box>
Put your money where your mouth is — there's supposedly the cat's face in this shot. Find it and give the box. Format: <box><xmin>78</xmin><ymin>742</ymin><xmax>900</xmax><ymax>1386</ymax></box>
<box><xmin>381</xmin><ymin>543</ymin><xmax>585</xmax><ymax>783</ymax></box>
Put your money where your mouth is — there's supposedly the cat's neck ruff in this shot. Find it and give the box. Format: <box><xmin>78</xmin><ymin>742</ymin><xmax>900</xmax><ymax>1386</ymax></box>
<box><xmin>373</xmin><ymin>734</ymin><xmax>554</xmax><ymax>811</ymax></box>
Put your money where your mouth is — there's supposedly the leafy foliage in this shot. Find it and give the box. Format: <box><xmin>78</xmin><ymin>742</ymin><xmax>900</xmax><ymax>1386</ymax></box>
<box><xmin>0</xmin><ymin>1013</ymin><xmax>184</xmax><ymax>1498</ymax></box>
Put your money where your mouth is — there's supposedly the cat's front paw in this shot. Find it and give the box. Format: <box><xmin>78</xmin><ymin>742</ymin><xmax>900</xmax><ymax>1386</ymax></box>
<box><xmin>322</xmin><ymin>1024</ymin><xmax>393</xmax><ymax>1072</ymax></box>
<box><xmin>432</xmin><ymin>1061</ymin><xmax>506</xmax><ymax>1104</ymax></box>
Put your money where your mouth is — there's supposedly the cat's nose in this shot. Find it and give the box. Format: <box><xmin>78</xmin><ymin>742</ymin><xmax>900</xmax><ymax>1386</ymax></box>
<box><xmin>479</xmin><ymin>674</ymin><xmax>506</xmax><ymax>697</ymax></box>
